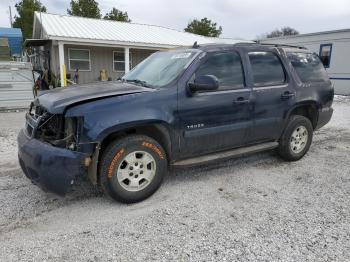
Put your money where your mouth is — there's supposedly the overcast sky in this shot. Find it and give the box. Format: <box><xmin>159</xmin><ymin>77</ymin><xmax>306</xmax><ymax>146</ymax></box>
<box><xmin>1</xmin><ymin>0</ymin><xmax>350</xmax><ymax>39</ymax></box>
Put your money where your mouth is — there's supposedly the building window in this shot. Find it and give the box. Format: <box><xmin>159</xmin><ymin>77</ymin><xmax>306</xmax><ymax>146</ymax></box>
<box><xmin>113</xmin><ymin>50</ymin><xmax>132</xmax><ymax>72</ymax></box>
<box><xmin>319</xmin><ymin>44</ymin><xmax>332</xmax><ymax>68</ymax></box>
<box><xmin>68</xmin><ymin>49</ymin><xmax>91</xmax><ymax>71</ymax></box>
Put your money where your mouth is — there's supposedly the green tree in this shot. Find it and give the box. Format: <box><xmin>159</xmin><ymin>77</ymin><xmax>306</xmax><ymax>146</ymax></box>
<box><xmin>184</xmin><ymin>18</ymin><xmax>222</xmax><ymax>37</ymax></box>
<box><xmin>104</xmin><ymin>8</ymin><xmax>131</xmax><ymax>22</ymax></box>
<box><xmin>13</xmin><ymin>0</ymin><xmax>47</xmax><ymax>39</ymax></box>
<box><xmin>67</xmin><ymin>0</ymin><xmax>101</xmax><ymax>19</ymax></box>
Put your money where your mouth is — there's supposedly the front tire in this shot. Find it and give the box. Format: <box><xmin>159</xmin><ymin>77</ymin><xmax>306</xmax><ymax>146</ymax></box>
<box><xmin>100</xmin><ymin>135</ymin><xmax>167</xmax><ymax>203</ymax></box>
<box><xmin>278</xmin><ymin>115</ymin><xmax>313</xmax><ymax>161</ymax></box>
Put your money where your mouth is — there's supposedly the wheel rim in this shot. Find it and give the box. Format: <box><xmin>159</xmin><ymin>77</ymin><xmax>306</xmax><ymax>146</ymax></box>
<box><xmin>116</xmin><ymin>151</ymin><xmax>156</xmax><ymax>192</ymax></box>
<box><xmin>290</xmin><ymin>125</ymin><xmax>308</xmax><ymax>154</ymax></box>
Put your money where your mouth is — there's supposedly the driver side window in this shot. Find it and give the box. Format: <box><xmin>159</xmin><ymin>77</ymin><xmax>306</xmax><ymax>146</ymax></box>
<box><xmin>195</xmin><ymin>51</ymin><xmax>245</xmax><ymax>91</ymax></box>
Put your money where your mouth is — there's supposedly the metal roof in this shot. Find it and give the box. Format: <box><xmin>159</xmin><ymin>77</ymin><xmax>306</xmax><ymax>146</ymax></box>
<box><xmin>33</xmin><ymin>12</ymin><xmax>251</xmax><ymax>48</ymax></box>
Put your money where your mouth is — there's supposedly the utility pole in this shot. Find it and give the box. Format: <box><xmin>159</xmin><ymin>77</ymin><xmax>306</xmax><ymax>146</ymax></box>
<box><xmin>9</xmin><ymin>6</ymin><xmax>13</xmax><ymax>27</ymax></box>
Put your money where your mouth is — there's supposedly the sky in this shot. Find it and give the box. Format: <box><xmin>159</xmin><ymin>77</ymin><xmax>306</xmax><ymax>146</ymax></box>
<box><xmin>1</xmin><ymin>0</ymin><xmax>350</xmax><ymax>39</ymax></box>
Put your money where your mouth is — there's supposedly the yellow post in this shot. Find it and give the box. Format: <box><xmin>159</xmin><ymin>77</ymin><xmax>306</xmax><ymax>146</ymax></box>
<box><xmin>62</xmin><ymin>64</ymin><xmax>67</xmax><ymax>87</ymax></box>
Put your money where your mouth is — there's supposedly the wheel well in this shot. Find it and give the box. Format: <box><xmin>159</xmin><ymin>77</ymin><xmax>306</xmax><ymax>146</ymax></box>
<box><xmin>289</xmin><ymin>104</ymin><xmax>318</xmax><ymax>129</ymax></box>
<box><xmin>99</xmin><ymin>124</ymin><xmax>172</xmax><ymax>162</ymax></box>
<box><xmin>94</xmin><ymin>124</ymin><xmax>171</xmax><ymax>185</ymax></box>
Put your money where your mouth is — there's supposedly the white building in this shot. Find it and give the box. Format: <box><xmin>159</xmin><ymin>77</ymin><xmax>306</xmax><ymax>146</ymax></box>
<box><xmin>261</xmin><ymin>29</ymin><xmax>350</xmax><ymax>95</ymax></box>
<box><xmin>27</xmin><ymin>12</ymin><xmax>247</xmax><ymax>87</ymax></box>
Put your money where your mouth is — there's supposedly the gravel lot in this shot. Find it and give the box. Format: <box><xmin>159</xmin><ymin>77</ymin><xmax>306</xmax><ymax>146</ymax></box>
<box><xmin>0</xmin><ymin>97</ymin><xmax>350</xmax><ymax>262</ymax></box>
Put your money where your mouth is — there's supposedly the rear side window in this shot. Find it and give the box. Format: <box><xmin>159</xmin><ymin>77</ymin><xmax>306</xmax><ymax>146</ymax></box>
<box><xmin>287</xmin><ymin>52</ymin><xmax>329</xmax><ymax>83</ymax></box>
<box><xmin>195</xmin><ymin>51</ymin><xmax>245</xmax><ymax>90</ymax></box>
<box><xmin>248</xmin><ymin>52</ymin><xmax>286</xmax><ymax>86</ymax></box>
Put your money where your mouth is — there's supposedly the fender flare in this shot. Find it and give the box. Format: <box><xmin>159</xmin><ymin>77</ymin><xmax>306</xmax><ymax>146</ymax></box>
<box><xmin>284</xmin><ymin>101</ymin><xmax>320</xmax><ymax>129</ymax></box>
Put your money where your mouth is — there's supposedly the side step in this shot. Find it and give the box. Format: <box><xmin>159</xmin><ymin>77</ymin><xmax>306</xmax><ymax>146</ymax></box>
<box><xmin>172</xmin><ymin>141</ymin><xmax>279</xmax><ymax>166</ymax></box>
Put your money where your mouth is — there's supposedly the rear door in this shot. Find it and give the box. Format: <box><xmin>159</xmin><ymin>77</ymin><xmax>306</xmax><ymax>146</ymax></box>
<box><xmin>177</xmin><ymin>49</ymin><xmax>252</xmax><ymax>157</ymax></box>
<box><xmin>244</xmin><ymin>48</ymin><xmax>295</xmax><ymax>144</ymax></box>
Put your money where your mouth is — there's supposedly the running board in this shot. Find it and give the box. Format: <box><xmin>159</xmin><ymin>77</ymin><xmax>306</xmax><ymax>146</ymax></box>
<box><xmin>172</xmin><ymin>141</ymin><xmax>279</xmax><ymax>166</ymax></box>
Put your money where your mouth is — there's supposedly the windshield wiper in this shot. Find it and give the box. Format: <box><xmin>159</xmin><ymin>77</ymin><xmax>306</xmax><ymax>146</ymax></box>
<box><xmin>124</xmin><ymin>79</ymin><xmax>153</xmax><ymax>88</ymax></box>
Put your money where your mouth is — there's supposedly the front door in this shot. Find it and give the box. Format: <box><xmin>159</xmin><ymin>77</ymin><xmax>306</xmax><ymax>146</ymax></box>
<box><xmin>177</xmin><ymin>50</ymin><xmax>252</xmax><ymax>157</ymax></box>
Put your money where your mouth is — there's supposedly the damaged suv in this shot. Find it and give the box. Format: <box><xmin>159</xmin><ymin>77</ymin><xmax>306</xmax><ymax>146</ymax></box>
<box><xmin>18</xmin><ymin>43</ymin><xmax>334</xmax><ymax>203</ymax></box>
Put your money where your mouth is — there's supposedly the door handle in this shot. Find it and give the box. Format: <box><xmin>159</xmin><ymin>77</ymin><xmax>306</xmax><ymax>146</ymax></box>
<box><xmin>233</xmin><ymin>97</ymin><xmax>249</xmax><ymax>105</ymax></box>
<box><xmin>281</xmin><ymin>92</ymin><xmax>295</xmax><ymax>100</ymax></box>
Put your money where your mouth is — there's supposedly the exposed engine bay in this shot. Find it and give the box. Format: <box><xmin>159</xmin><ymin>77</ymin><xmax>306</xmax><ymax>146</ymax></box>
<box><xmin>27</xmin><ymin>102</ymin><xmax>77</xmax><ymax>150</ymax></box>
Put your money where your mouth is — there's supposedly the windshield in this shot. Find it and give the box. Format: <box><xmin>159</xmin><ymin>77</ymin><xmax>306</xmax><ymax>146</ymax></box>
<box><xmin>122</xmin><ymin>49</ymin><xmax>200</xmax><ymax>88</ymax></box>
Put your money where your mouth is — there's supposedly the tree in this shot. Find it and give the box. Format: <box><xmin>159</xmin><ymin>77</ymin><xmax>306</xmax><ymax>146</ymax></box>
<box><xmin>67</xmin><ymin>0</ymin><xmax>101</xmax><ymax>19</ymax></box>
<box><xmin>13</xmin><ymin>0</ymin><xmax>46</xmax><ymax>40</ymax></box>
<box><xmin>280</xmin><ymin>27</ymin><xmax>299</xmax><ymax>36</ymax></box>
<box><xmin>266</xmin><ymin>26</ymin><xmax>299</xmax><ymax>38</ymax></box>
<box><xmin>104</xmin><ymin>8</ymin><xmax>131</xmax><ymax>22</ymax></box>
<box><xmin>184</xmin><ymin>18</ymin><xmax>222</xmax><ymax>37</ymax></box>
<box><xmin>266</xmin><ymin>29</ymin><xmax>283</xmax><ymax>38</ymax></box>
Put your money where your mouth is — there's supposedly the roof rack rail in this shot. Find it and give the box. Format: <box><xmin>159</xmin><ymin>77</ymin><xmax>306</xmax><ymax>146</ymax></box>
<box><xmin>254</xmin><ymin>41</ymin><xmax>307</xmax><ymax>49</ymax></box>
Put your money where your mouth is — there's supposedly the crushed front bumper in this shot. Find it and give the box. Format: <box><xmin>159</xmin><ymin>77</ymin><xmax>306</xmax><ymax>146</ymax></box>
<box><xmin>17</xmin><ymin>129</ymin><xmax>89</xmax><ymax>196</ymax></box>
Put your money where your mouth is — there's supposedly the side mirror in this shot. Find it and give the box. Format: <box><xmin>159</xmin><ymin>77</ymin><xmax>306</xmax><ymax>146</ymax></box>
<box><xmin>188</xmin><ymin>75</ymin><xmax>219</xmax><ymax>92</ymax></box>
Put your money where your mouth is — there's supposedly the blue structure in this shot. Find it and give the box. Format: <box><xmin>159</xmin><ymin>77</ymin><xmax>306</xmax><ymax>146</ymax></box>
<box><xmin>0</xmin><ymin>27</ymin><xmax>23</xmax><ymax>56</ymax></box>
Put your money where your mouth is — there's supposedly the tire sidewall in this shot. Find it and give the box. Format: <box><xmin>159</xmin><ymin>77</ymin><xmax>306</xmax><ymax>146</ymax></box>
<box><xmin>280</xmin><ymin>116</ymin><xmax>313</xmax><ymax>160</ymax></box>
<box><xmin>100</xmin><ymin>135</ymin><xmax>167</xmax><ymax>203</ymax></box>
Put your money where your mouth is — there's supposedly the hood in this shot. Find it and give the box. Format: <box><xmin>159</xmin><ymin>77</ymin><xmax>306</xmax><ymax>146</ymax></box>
<box><xmin>36</xmin><ymin>81</ymin><xmax>154</xmax><ymax>114</ymax></box>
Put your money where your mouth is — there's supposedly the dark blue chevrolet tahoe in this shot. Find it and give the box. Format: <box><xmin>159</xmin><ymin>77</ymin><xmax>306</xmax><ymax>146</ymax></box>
<box><xmin>18</xmin><ymin>43</ymin><xmax>334</xmax><ymax>203</ymax></box>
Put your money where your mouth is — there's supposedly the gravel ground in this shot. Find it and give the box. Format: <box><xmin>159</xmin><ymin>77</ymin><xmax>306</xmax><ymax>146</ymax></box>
<box><xmin>0</xmin><ymin>97</ymin><xmax>350</xmax><ymax>262</ymax></box>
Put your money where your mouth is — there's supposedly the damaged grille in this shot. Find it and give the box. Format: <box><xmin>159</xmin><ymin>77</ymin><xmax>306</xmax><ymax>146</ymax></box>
<box><xmin>37</xmin><ymin>113</ymin><xmax>64</xmax><ymax>141</ymax></box>
<box><xmin>34</xmin><ymin>105</ymin><xmax>46</xmax><ymax>117</ymax></box>
<box><xmin>27</xmin><ymin>104</ymin><xmax>78</xmax><ymax>149</ymax></box>
<box><xmin>28</xmin><ymin>104</ymin><xmax>64</xmax><ymax>142</ymax></box>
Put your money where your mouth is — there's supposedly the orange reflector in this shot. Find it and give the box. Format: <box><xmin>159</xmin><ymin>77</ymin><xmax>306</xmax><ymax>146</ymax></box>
<box><xmin>84</xmin><ymin>157</ymin><xmax>92</xmax><ymax>167</ymax></box>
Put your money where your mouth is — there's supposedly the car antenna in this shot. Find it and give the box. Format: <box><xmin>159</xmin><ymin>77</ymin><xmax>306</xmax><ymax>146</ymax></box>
<box><xmin>193</xmin><ymin>41</ymin><xmax>199</xmax><ymax>48</ymax></box>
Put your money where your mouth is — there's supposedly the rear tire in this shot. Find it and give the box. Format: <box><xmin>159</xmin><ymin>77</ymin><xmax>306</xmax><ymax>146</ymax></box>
<box><xmin>100</xmin><ymin>135</ymin><xmax>167</xmax><ymax>203</ymax></box>
<box><xmin>278</xmin><ymin>115</ymin><xmax>313</xmax><ymax>161</ymax></box>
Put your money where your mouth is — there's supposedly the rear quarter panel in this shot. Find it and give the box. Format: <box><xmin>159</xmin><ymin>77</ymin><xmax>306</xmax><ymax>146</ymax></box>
<box><xmin>280</xmin><ymin>47</ymin><xmax>334</xmax><ymax>128</ymax></box>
